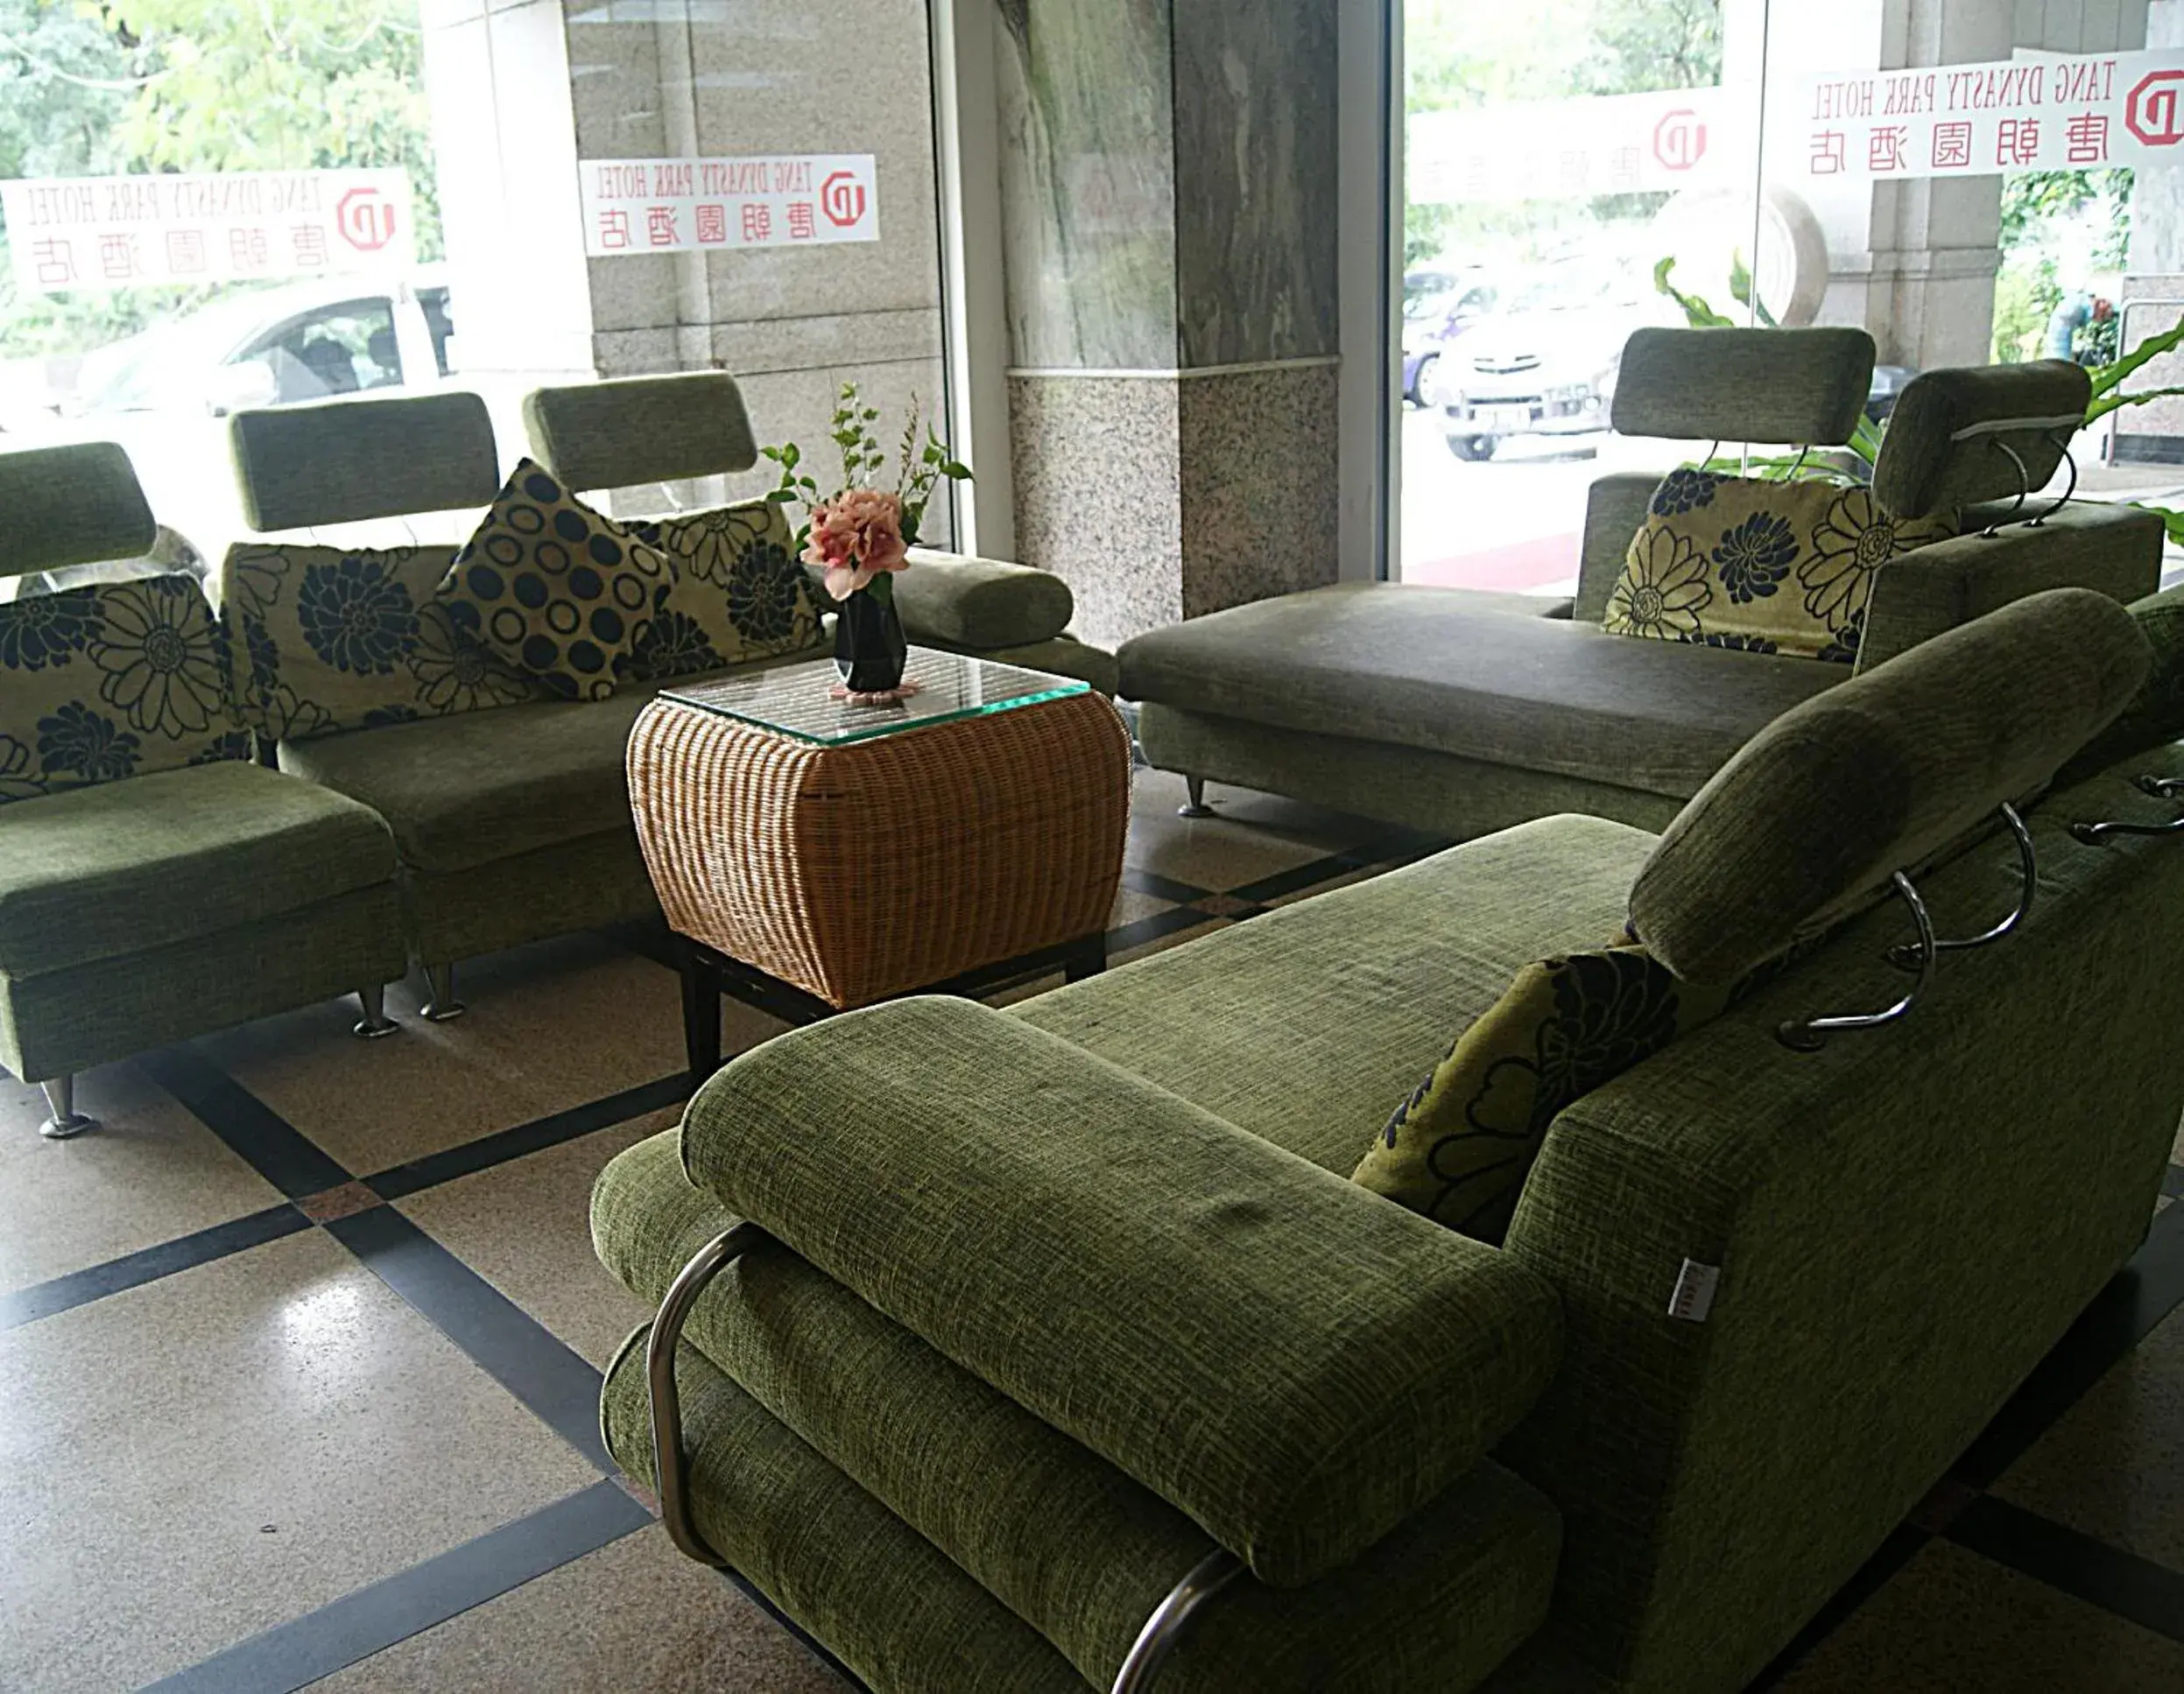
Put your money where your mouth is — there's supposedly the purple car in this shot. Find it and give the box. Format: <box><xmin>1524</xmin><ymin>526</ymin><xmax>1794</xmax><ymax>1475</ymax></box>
<box><xmin>1402</xmin><ymin>268</ymin><xmax>1495</xmax><ymax>408</ymax></box>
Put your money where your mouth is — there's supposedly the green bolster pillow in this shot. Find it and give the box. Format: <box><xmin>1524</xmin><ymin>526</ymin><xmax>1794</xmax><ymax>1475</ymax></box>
<box><xmin>678</xmin><ymin>995</ymin><xmax>1564</xmax><ymax>1588</ymax></box>
<box><xmin>892</xmin><ymin>551</ymin><xmax>1075</xmax><ymax>650</ymax></box>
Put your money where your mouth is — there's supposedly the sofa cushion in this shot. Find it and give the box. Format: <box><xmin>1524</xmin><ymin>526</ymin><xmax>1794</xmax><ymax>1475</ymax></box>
<box><xmin>1630</xmin><ymin>587</ymin><xmax>2151</xmax><ymax>986</ymax></box>
<box><xmin>680</xmin><ymin>997</ymin><xmax>1566</xmax><ymax>1589</ymax></box>
<box><xmin>1611</xmin><ymin>327</ymin><xmax>1878</xmax><ymax>446</ymax></box>
<box><xmin>1355</xmin><ymin>941</ymin><xmax>1737</xmax><ymax>1243</ymax></box>
<box><xmin>595</xmin><ymin>1129</ymin><xmax>1562</xmax><ymax>1691</ymax></box>
<box><xmin>279</xmin><ymin>686</ymin><xmax>660</xmax><ymax>875</ymax></box>
<box><xmin>892</xmin><ymin>550</ymin><xmax>1076</xmax><ymax>650</ymax></box>
<box><xmin>1018</xmin><ymin>812</ymin><xmax>1659</xmax><ymax>1176</ymax></box>
<box><xmin>1118</xmin><ymin>583</ymin><xmax>1845</xmax><ymax>799</ymax></box>
<box><xmin>1872</xmin><ymin>360</ymin><xmax>2093</xmax><ymax>520</ymax></box>
<box><xmin>441</xmin><ymin>460</ymin><xmax>670</xmax><ymax>702</ymax></box>
<box><xmin>1</xmin><ymin>574</ymin><xmax>247</xmax><ymax>805</ymax></box>
<box><xmin>1606</xmin><ymin>474</ymin><xmax>1957</xmax><ymax>662</ymax></box>
<box><xmin>222</xmin><ymin>541</ymin><xmax>546</xmax><ymax>742</ymax></box>
<box><xmin>0</xmin><ymin>760</ymin><xmax>395</xmax><ymax>974</ymax></box>
<box><xmin>626</xmin><ymin>500</ymin><xmax>824</xmax><ymax>681</ymax></box>
<box><xmin>229</xmin><ymin>391</ymin><xmax>500</xmax><ymax>533</ymax></box>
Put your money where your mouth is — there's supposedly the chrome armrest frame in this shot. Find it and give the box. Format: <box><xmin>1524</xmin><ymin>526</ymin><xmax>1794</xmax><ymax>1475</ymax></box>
<box><xmin>647</xmin><ymin>1221</ymin><xmax>773</xmax><ymax>1568</ymax></box>
<box><xmin>1886</xmin><ymin>804</ymin><xmax>2035</xmax><ymax>969</ymax></box>
<box><xmin>1779</xmin><ymin>871</ymin><xmax>1936</xmax><ymax>1052</ymax></box>
<box><xmin>1111</xmin><ymin>1550</ymin><xmax>1247</xmax><ymax>1694</ymax></box>
<box><xmin>2073</xmin><ymin>776</ymin><xmax>2184</xmax><ymax>843</ymax></box>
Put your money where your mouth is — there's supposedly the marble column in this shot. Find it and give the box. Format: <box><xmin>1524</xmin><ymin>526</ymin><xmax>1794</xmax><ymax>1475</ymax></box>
<box><xmin>419</xmin><ymin>0</ymin><xmax>950</xmax><ymax>527</ymax></box>
<box><xmin>994</xmin><ymin>0</ymin><xmax>1341</xmax><ymax>650</ymax></box>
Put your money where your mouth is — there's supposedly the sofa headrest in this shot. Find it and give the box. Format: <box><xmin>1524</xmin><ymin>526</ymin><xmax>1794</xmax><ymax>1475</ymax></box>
<box><xmin>229</xmin><ymin>391</ymin><xmax>500</xmax><ymax>531</ymax></box>
<box><xmin>523</xmin><ymin>372</ymin><xmax>757</xmax><ymax>493</ymax></box>
<box><xmin>2057</xmin><ymin>582</ymin><xmax>2184</xmax><ymax>784</ymax></box>
<box><xmin>1611</xmin><ymin>327</ymin><xmax>1878</xmax><ymax>446</ymax></box>
<box><xmin>1871</xmin><ymin>361</ymin><xmax>2092</xmax><ymax>520</ymax></box>
<box><xmin>1629</xmin><ymin>587</ymin><xmax>2150</xmax><ymax>986</ymax></box>
<box><xmin>0</xmin><ymin>442</ymin><xmax>157</xmax><ymax>578</ymax></box>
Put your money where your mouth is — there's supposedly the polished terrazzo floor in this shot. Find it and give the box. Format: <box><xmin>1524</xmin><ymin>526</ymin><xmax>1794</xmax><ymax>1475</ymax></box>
<box><xmin>4</xmin><ymin>767</ymin><xmax>2181</xmax><ymax>1693</ymax></box>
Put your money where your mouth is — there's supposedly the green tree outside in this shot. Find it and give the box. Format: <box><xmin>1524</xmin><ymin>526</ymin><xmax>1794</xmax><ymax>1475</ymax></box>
<box><xmin>0</xmin><ymin>0</ymin><xmax>440</xmax><ymax>361</ymax></box>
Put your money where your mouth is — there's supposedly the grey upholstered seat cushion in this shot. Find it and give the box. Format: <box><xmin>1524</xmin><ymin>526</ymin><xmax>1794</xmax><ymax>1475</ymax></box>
<box><xmin>0</xmin><ymin>761</ymin><xmax>396</xmax><ymax>974</ymax></box>
<box><xmin>1118</xmin><ymin>584</ymin><xmax>1845</xmax><ymax>799</ymax></box>
<box><xmin>1017</xmin><ymin>812</ymin><xmax>1657</xmax><ymax>1175</ymax></box>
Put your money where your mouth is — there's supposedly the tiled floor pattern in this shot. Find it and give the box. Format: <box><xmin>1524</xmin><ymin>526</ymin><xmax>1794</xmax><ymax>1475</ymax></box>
<box><xmin>1</xmin><ymin>767</ymin><xmax>2180</xmax><ymax>1692</ymax></box>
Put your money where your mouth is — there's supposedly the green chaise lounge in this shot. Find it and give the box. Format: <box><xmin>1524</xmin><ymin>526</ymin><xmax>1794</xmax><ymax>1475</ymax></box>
<box><xmin>1120</xmin><ymin>328</ymin><xmax>2160</xmax><ymax>839</ymax></box>
<box><xmin>0</xmin><ymin>442</ymin><xmax>406</xmax><ymax>1138</ymax></box>
<box><xmin>590</xmin><ymin>587</ymin><xmax>2184</xmax><ymax>1691</ymax></box>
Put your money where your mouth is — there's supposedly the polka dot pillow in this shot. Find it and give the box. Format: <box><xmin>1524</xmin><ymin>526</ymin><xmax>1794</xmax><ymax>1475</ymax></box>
<box><xmin>439</xmin><ymin>461</ymin><xmax>670</xmax><ymax>701</ymax></box>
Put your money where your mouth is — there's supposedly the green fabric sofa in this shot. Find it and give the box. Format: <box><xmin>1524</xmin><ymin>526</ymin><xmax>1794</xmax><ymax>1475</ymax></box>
<box><xmin>222</xmin><ymin>381</ymin><xmax>1111</xmax><ymax>1016</ymax></box>
<box><xmin>590</xmin><ymin>587</ymin><xmax>2184</xmax><ymax>1692</ymax></box>
<box><xmin>0</xmin><ymin>442</ymin><xmax>407</xmax><ymax>1139</ymax></box>
<box><xmin>1122</xmin><ymin>332</ymin><xmax>2161</xmax><ymax>840</ymax></box>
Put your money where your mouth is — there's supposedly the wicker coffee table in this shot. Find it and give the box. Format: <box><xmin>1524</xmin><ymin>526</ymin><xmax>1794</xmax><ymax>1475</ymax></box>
<box><xmin>627</xmin><ymin>650</ymin><xmax>1133</xmax><ymax>1078</ymax></box>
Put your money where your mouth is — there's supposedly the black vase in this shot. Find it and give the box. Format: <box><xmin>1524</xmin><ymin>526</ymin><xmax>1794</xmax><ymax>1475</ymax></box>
<box><xmin>834</xmin><ymin>583</ymin><xmax>908</xmax><ymax>694</ymax></box>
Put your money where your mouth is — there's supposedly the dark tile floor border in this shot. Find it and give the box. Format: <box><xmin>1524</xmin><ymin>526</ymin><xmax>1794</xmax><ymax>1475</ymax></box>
<box><xmin>0</xmin><ymin>1203</ymin><xmax>309</xmax><ymax>1332</ymax></box>
<box><xmin>365</xmin><ymin>1073</ymin><xmax>691</xmax><ymax>1202</ymax></box>
<box><xmin>138</xmin><ymin>1481</ymin><xmax>653</xmax><ymax>1694</ymax></box>
<box><xmin>1946</xmin><ymin>1495</ymin><xmax>2184</xmax><ymax>1648</ymax></box>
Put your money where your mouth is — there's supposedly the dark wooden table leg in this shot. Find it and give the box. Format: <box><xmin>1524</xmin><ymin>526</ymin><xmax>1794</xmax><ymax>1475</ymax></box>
<box><xmin>1065</xmin><ymin>935</ymin><xmax>1108</xmax><ymax>982</ymax></box>
<box><xmin>682</xmin><ymin>944</ymin><xmax>724</xmax><ymax>1085</ymax></box>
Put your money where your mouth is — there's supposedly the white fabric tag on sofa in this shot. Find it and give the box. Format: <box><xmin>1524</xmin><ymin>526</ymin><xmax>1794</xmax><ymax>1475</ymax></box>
<box><xmin>1669</xmin><ymin>1260</ymin><xmax>1722</xmax><ymax>1324</ymax></box>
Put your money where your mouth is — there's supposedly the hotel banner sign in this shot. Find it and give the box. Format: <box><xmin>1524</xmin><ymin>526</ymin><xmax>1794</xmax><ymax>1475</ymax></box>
<box><xmin>579</xmin><ymin>155</ymin><xmax>879</xmax><ymax>257</ymax></box>
<box><xmin>1798</xmin><ymin>48</ymin><xmax>2184</xmax><ymax>180</ymax></box>
<box><xmin>1</xmin><ymin>169</ymin><xmax>413</xmax><ymax>293</ymax></box>
<box><xmin>1411</xmin><ymin>88</ymin><xmax>1732</xmax><ymax>207</ymax></box>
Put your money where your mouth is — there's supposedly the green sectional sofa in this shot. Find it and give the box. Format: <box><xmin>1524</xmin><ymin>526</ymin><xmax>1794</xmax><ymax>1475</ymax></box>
<box><xmin>0</xmin><ymin>442</ymin><xmax>407</xmax><ymax>1138</ymax></box>
<box><xmin>1122</xmin><ymin>332</ymin><xmax>2161</xmax><ymax>840</ymax></box>
<box><xmin>592</xmin><ymin>587</ymin><xmax>2184</xmax><ymax>1692</ymax></box>
<box><xmin>218</xmin><ymin>381</ymin><xmax>1110</xmax><ymax>1016</ymax></box>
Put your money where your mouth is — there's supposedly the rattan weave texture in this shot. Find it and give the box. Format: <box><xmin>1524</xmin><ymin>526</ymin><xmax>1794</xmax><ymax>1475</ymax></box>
<box><xmin>628</xmin><ymin>689</ymin><xmax>1131</xmax><ymax>1010</ymax></box>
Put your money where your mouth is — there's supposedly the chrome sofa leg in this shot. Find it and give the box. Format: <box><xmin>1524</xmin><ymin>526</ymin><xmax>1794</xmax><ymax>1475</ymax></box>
<box><xmin>649</xmin><ymin>1222</ymin><xmax>774</xmax><ymax>1568</ymax></box>
<box><xmin>1110</xmin><ymin>1550</ymin><xmax>1247</xmax><ymax>1693</ymax></box>
<box><xmin>421</xmin><ymin>962</ymin><xmax>467</xmax><ymax>1023</ymax></box>
<box><xmin>39</xmin><ymin>1076</ymin><xmax>95</xmax><ymax>1140</ymax></box>
<box><xmin>1178</xmin><ymin>777</ymin><xmax>1215</xmax><ymax>819</ymax></box>
<box><xmin>352</xmin><ymin>984</ymin><xmax>399</xmax><ymax>1040</ymax></box>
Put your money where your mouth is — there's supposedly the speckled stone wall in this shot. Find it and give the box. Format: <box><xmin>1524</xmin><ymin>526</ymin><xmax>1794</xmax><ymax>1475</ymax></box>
<box><xmin>1010</xmin><ymin>362</ymin><xmax>1340</xmax><ymax>650</ymax></box>
<box><xmin>994</xmin><ymin>0</ymin><xmax>1342</xmax><ymax>654</ymax></box>
<box><xmin>1178</xmin><ymin>362</ymin><xmax>1342</xmax><ymax>620</ymax></box>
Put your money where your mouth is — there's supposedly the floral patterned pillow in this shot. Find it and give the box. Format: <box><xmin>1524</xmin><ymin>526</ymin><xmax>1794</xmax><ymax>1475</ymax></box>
<box><xmin>0</xmin><ymin>574</ymin><xmax>249</xmax><ymax>806</ymax></box>
<box><xmin>1353</xmin><ymin>941</ymin><xmax>1739</xmax><ymax>1243</ymax></box>
<box><xmin>1605</xmin><ymin>470</ymin><xmax>1959</xmax><ymax>663</ymax></box>
<box><xmin>623</xmin><ymin>499</ymin><xmax>823</xmax><ymax>683</ymax></box>
<box><xmin>220</xmin><ymin>542</ymin><xmax>545</xmax><ymax>743</ymax></box>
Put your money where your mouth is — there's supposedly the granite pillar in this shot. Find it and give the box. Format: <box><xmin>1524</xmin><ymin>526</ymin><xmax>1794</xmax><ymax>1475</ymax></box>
<box><xmin>994</xmin><ymin>0</ymin><xmax>1341</xmax><ymax>651</ymax></box>
<box><xmin>420</xmin><ymin>0</ymin><xmax>950</xmax><ymax>528</ymax></box>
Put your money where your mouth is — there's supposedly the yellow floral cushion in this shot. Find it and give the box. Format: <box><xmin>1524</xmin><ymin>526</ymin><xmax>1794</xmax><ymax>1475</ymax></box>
<box><xmin>440</xmin><ymin>460</ymin><xmax>671</xmax><ymax>702</ymax></box>
<box><xmin>1353</xmin><ymin>941</ymin><xmax>1737</xmax><ymax>1243</ymax></box>
<box><xmin>624</xmin><ymin>500</ymin><xmax>824</xmax><ymax>683</ymax></box>
<box><xmin>1605</xmin><ymin>470</ymin><xmax>1958</xmax><ymax>662</ymax></box>
<box><xmin>0</xmin><ymin>574</ymin><xmax>249</xmax><ymax>805</ymax></box>
<box><xmin>221</xmin><ymin>542</ymin><xmax>546</xmax><ymax>743</ymax></box>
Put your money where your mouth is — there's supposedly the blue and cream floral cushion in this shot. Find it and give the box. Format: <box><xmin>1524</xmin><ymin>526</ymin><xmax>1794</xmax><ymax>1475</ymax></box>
<box><xmin>0</xmin><ymin>574</ymin><xmax>248</xmax><ymax>806</ymax></box>
<box><xmin>220</xmin><ymin>542</ymin><xmax>543</xmax><ymax>743</ymax></box>
<box><xmin>440</xmin><ymin>461</ymin><xmax>670</xmax><ymax>702</ymax></box>
<box><xmin>1353</xmin><ymin>941</ymin><xmax>1739</xmax><ymax>1244</ymax></box>
<box><xmin>1605</xmin><ymin>470</ymin><xmax>1959</xmax><ymax>663</ymax></box>
<box><xmin>623</xmin><ymin>500</ymin><xmax>824</xmax><ymax>683</ymax></box>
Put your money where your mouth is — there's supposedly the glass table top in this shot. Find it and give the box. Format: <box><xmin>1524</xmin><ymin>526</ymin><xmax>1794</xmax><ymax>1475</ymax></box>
<box><xmin>660</xmin><ymin>649</ymin><xmax>1090</xmax><ymax>747</ymax></box>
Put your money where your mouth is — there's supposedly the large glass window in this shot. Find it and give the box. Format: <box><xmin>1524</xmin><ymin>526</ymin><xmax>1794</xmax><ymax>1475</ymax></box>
<box><xmin>1</xmin><ymin>2</ymin><xmax>957</xmax><ymax>557</ymax></box>
<box><xmin>1398</xmin><ymin>0</ymin><xmax>2177</xmax><ymax>588</ymax></box>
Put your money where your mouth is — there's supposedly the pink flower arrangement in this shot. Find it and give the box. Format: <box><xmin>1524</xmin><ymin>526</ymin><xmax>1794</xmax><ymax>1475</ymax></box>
<box><xmin>762</xmin><ymin>384</ymin><xmax>973</xmax><ymax>604</ymax></box>
<box><xmin>803</xmin><ymin>486</ymin><xmax>909</xmax><ymax>602</ymax></box>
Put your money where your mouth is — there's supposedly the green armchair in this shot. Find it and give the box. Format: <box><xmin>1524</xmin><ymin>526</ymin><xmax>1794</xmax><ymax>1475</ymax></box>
<box><xmin>592</xmin><ymin>588</ymin><xmax>2184</xmax><ymax>1691</ymax></box>
<box><xmin>0</xmin><ymin>442</ymin><xmax>406</xmax><ymax>1137</ymax></box>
